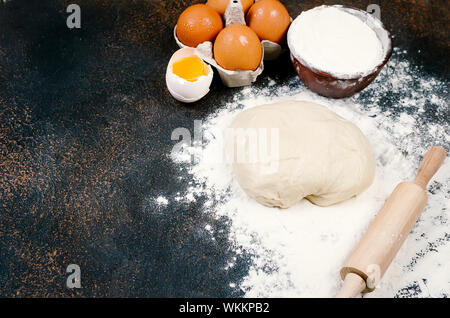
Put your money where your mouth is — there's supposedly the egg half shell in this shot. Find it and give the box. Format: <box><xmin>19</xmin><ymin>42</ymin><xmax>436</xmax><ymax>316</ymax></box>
<box><xmin>166</xmin><ymin>47</ymin><xmax>213</xmax><ymax>103</ymax></box>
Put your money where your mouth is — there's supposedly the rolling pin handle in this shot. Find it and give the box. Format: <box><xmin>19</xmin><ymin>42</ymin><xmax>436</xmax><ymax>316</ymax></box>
<box><xmin>336</xmin><ymin>273</ymin><xmax>366</xmax><ymax>298</ymax></box>
<box><xmin>413</xmin><ymin>146</ymin><xmax>446</xmax><ymax>189</ymax></box>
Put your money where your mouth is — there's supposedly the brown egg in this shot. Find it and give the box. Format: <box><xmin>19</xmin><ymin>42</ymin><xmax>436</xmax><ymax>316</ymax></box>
<box><xmin>246</xmin><ymin>0</ymin><xmax>291</xmax><ymax>44</ymax></box>
<box><xmin>176</xmin><ymin>4</ymin><xmax>223</xmax><ymax>47</ymax></box>
<box><xmin>207</xmin><ymin>0</ymin><xmax>254</xmax><ymax>16</ymax></box>
<box><xmin>213</xmin><ymin>24</ymin><xmax>262</xmax><ymax>71</ymax></box>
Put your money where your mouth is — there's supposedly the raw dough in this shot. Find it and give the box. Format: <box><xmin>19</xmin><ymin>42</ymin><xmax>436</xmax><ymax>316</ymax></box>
<box><xmin>227</xmin><ymin>100</ymin><xmax>375</xmax><ymax>208</ymax></box>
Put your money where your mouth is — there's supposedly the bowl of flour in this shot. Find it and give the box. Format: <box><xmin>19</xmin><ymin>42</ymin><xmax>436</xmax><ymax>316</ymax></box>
<box><xmin>287</xmin><ymin>5</ymin><xmax>392</xmax><ymax>98</ymax></box>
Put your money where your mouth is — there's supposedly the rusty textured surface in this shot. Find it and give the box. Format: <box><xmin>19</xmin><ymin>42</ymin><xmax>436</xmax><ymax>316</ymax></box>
<box><xmin>0</xmin><ymin>0</ymin><xmax>448</xmax><ymax>297</ymax></box>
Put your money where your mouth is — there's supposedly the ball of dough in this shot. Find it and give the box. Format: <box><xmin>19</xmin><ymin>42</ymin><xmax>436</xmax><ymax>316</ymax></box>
<box><xmin>228</xmin><ymin>100</ymin><xmax>375</xmax><ymax>208</ymax></box>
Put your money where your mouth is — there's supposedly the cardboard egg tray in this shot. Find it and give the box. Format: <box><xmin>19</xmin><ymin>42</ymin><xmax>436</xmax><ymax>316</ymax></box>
<box><xmin>173</xmin><ymin>0</ymin><xmax>290</xmax><ymax>87</ymax></box>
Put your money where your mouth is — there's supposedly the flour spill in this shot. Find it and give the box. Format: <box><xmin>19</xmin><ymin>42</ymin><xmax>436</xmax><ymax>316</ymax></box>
<box><xmin>168</xmin><ymin>49</ymin><xmax>449</xmax><ymax>297</ymax></box>
<box><xmin>155</xmin><ymin>196</ymin><xmax>169</xmax><ymax>206</ymax></box>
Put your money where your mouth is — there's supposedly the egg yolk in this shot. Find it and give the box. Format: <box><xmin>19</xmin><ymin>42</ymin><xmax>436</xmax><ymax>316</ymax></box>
<box><xmin>172</xmin><ymin>56</ymin><xmax>208</xmax><ymax>82</ymax></box>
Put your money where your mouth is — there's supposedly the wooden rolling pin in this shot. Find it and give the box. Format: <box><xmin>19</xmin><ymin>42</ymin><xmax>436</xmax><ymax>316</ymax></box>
<box><xmin>336</xmin><ymin>146</ymin><xmax>446</xmax><ymax>298</ymax></box>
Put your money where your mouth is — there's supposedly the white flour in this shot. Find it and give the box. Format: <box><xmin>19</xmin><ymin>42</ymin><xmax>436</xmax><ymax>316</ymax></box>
<box><xmin>170</xmin><ymin>48</ymin><xmax>449</xmax><ymax>297</ymax></box>
<box><xmin>288</xmin><ymin>6</ymin><xmax>385</xmax><ymax>77</ymax></box>
<box><xmin>155</xmin><ymin>196</ymin><xmax>169</xmax><ymax>206</ymax></box>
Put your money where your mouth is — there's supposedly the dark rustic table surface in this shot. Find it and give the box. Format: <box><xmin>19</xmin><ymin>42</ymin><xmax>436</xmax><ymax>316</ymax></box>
<box><xmin>0</xmin><ymin>0</ymin><xmax>448</xmax><ymax>297</ymax></box>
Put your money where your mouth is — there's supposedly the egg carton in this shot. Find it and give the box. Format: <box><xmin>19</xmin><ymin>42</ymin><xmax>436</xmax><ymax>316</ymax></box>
<box><xmin>173</xmin><ymin>0</ymin><xmax>289</xmax><ymax>87</ymax></box>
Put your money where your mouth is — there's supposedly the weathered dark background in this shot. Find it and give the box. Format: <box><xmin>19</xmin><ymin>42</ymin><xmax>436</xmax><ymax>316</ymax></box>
<box><xmin>0</xmin><ymin>0</ymin><xmax>448</xmax><ymax>297</ymax></box>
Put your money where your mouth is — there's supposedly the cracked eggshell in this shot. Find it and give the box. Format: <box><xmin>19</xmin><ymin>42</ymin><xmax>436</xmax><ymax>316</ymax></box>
<box><xmin>166</xmin><ymin>47</ymin><xmax>213</xmax><ymax>103</ymax></box>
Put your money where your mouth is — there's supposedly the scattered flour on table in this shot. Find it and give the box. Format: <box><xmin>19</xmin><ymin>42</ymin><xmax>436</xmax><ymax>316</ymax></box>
<box><xmin>155</xmin><ymin>196</ymin><xmax>169</xmax><ymax>206</ymax></box>
<box><xmin>169</xmin><ymin>49</ymin><xmax>449</xmax><ymax>297</ymax></box>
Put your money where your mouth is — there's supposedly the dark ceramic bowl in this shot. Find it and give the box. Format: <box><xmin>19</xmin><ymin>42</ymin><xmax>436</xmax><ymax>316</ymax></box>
<box><xmin>287</xmin><ymin>5</ymin><xmax>392</xmax><ymax>99</ymax></box>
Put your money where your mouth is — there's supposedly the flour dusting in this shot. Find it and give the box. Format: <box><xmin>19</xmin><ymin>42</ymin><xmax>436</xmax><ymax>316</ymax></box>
<box><xmin>169</xmin><ymin>49</ymin><xmax>449</xmax><ymax>297</ymax></box>
<box><xmin>155</xmin><ymin>196</ymin><xmax>169</xmax><ymax>206</ymax></box>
